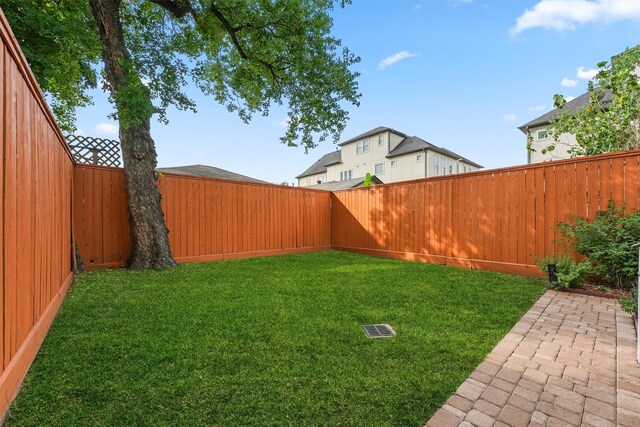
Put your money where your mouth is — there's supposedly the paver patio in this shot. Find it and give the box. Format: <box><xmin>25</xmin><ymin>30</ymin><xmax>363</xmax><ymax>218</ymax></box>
<box><xmin>425</xmin><ymin>290</ymin><xmax>640</xmax><ymax>427</ymax></box>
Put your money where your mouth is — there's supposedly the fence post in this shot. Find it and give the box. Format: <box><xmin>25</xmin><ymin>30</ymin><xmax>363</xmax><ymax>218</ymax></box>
<box><xmin>634</xmin><ymin>242</ymin><xmax>640</xmax><ymax>363</ymax></box>
<box><xmin>91</xmin><ymin>148</ymin><xmax>99</xmax><ymax>165</ymax></box>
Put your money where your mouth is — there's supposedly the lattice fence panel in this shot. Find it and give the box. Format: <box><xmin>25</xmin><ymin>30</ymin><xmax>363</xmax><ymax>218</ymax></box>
<box><xmin>65</xmin><ymin>134</ymin><xmax>122</xmax><ymax>167</ymax></box>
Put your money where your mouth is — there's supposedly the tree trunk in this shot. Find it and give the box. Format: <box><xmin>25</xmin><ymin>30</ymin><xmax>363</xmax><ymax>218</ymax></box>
<box><xmin>89</xmin><ymin>0</ymin><xmax>176</xmax><ymax>269</ymax></box>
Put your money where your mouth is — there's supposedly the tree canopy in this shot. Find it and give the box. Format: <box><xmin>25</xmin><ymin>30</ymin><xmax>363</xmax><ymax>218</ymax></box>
<box><xmin>3</xmin><ymin>0</ymin><xmax>361</xmax><ymax>150</ymax></box>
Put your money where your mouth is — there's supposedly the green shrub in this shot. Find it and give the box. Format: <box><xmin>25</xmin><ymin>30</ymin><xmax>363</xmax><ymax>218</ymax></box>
<box><xmin>620</xmin><ymin>285</ymin><xmax>638</xmax><ymax>315</ymax></box>
<box><xmin>535</xmin><ymin>254</ymin><xmax>590</xmax><ymax>289</ymax></box>
<box><xmin>557</xmin><ymin>201</ymin><xmax>640</xmax><ymax>289</ymax></box>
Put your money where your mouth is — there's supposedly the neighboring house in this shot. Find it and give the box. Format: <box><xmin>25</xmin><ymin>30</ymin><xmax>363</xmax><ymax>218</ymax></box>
<box><xmin>306</xmin><ymin>175</ymin><xmax>383</xmax><ymax>191</ymax></box>
<box><xmin>296</xmin><ymin>126</ymin><xmax>482</xmax><ymax>187</ymax></box>
<box><xmin>518</xmin><ymin>90</ymin><xmax>613</xmax><ymax>164</ymax></box>
<box><xmin>519</xmin><ymin>45</ymin><xmax>640</xmax><ymax>164</ymax></box>
<box><xmin>157</xmin><ymin>164</ymin><xmax>265</xmax><ymax>183</ymax></box>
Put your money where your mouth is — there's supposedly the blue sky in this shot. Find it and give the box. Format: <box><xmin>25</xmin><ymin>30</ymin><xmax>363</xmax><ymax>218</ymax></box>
<box><xmin>72</xmin><ymin>0</ymin><xmax>640</xmax><ymax>184</ymax></box>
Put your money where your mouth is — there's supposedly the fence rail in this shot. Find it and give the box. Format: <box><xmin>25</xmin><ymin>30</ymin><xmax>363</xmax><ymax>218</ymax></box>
<box><xmin>331</xmin><ymin>150</ymin><xmax>640</xmax><ymax>276</ymax></box>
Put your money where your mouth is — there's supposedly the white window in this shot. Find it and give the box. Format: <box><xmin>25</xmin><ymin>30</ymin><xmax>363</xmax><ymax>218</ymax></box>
<box><xmin>374</xmin><ymin>163</ymin><xmax>384</xmax><ymax>175</ymax></box>
<box><xmin>356</xmin><ymin>139</ymin><xmax>369</xmax><ymax>154</ymax></box>
<box><xmin>449</xmin><ymin>163</ymin><xmax>453</xmax><ymax>174</ymax></box>
<box><xmin>390</xmin><ymin>159</ymin><xmax>397</xmax><ymax>167</ymax></box>
<box><xmin>441</xmin><ymin>157</ymin><xmax>446</xmax><ymax>175</ymax></box>
<box><xmin>463</xmin><ymin>166</ymin><xmax>467</xmax><ymax>173</ymax></box>
<box><xmin>340</xmin><ymin>170</ymin><xmax>352</xmax><ymax>181</ymax></box>
<box><xmin>416</xmin><ymin>154</ymin><xmax>423</xmax><ymax>162</ymax></box>
<box><xmin>377</xmin><ymin>134</ymin><xmax>384</xmax><ymax>146</ymax></box>
<box><xmin>537</xmin><ymin>130</ymin><xmax>548</xmax><ymax>140</ymax></box>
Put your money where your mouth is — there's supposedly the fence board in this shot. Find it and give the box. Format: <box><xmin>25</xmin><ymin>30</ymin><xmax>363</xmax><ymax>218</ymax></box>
<box><xmin>624</xmin><ymin>156</ymin><xmax>639</xmax><ymax>210</ymax></box>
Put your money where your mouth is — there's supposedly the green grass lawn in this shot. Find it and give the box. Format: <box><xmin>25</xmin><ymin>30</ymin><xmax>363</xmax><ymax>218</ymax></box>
<box><xmin>6</xmin><ymin>251</ymin><xmax>545</xmax><ymax>426</ymax></box>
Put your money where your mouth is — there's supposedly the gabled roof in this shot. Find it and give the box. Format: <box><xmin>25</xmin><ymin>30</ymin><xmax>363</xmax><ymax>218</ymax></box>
<box><xmin>337</xmin><ymin>126</ymin><xmax>408</xmax><ymax>146</ymax></box>
<box><xmin>295</xmin><ymin>150</ymin><xmax>341</xmax><ymax>179</ymax></box>
<box><xmin>518</xmin><ymin>89</ymin><xmax>613</xmax><ymax>132</ymax></box>
<box><xmin>157</xmin><ymin>164</ymin><xmax>265</xmax><ymax>183</ymax></box>
<box><xmin>306</xmin><ymin>175</ymin><xmax>383</xmax><ymax>191</ymax></box>
<box><xmin>386</xmin><ymin>136</ymin><xmax>432</xmax><ymax>158</ymax></box>
<box><xmin>386</xmin><ymin>136</ymin><xmax>483</xmax><ymax>168</ymax></box>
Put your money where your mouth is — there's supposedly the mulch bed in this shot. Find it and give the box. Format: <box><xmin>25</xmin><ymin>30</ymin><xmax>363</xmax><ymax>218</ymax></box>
<box><xmin>558</xmin><ymin>283</ymin><xmax>632</xmax><ymax>299</ymax></box>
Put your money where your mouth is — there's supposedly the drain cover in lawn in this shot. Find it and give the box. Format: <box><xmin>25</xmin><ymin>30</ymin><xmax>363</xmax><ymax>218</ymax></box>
<box><xmin>363</xmin><ymin>324</ymin><xmax>396</xmax><ymax>338</ymax></box>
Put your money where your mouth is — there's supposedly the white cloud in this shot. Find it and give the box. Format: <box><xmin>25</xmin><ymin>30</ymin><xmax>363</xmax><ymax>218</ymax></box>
<box><xmin>503</xmin><ymin>113</ymin><xmax>518</xmax><ymax>122</ymax></box>
<box><xmin>511</xmin><ymin>0</ymin><xmax>640</xmax><ymax>35</ymax></box>
<box><xmin>576</xmin><ymin>66</ymin><xmax>598</xmax><ymax>79</ymax></box>
<box><xmin>529</xmin><ymin>104</ymin><xmax>546</xmax><ymax>111</ymax></box>
<box><xmin>378</xmin><ymin>51</ymin><xmax>418</xmax><ymax>70</ymax></box>
<box><xmin>93</xmin><ymin>123</ymin><xmax>118</xmax><ymax>136</ymax></box>
<box><xmin>561</xmin><ymin>78</ymin><xmax>578</xmax><ymax>87</ymax></box>
<box><xmin>273</xmin><ymin>118</ymin><xmax>289</xmax><ymax>129</ymax></box>
<box><xmin>565</xmin><ymin>96</ymin><xmax>576</xmax><ymax>102</ymax></box>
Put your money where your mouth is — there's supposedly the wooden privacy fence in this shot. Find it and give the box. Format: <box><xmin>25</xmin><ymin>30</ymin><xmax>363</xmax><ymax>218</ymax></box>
<box><xmin>331</xmin><ymin>150</ymin><xmax>640</xmax><ymax>276</ymax></box>
<box><xmin>0</xmin><ymin>10</ymin><xmax>74</xmax><ymax>416</ymax></box>
<box><xmin>73</xmin><ymin>165</ymin><xmax>332</xmax><ymax>269</ymax></box>
<box><xmin>74</xmin><ymin>149</ymin><xmax>640</xmax><ymax>276</ymax></box>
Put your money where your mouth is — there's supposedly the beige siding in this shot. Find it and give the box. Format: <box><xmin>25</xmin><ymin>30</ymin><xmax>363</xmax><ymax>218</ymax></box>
<box><xmin>387</xmin><ymin>152</ymin><xmax>427</xmax><ymax>182</ymax></box>
<box><xmin>527</xmin><ymin>125</ymin><xmax>577</xmax><ymax>163</ymax></box>
<box><xmin>298</xmin><ymin>173</ymin><xmax>327</xmax><ymax>187</ymax></box>
<box><xmin>389</xmin><ymin>132</ymin><xmax>405</xmax><ymax>151</ymax></box>
<box><xmin>426</xmin><ymin>151</ymin><xmax>479</xmax><ymax>177</ymax></box>
<box><xmin>326</xmin><ymin>162</ymin><xmax>344</xmax><ymax>182</ymax></box>
<box><xmin>337</xmin><ymin>131</ymin><xmax>392</xmax><ymax>179</ymax></box>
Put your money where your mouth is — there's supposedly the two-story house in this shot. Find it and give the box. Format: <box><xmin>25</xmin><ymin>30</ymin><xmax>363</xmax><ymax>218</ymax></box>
<box><xmin>518</xmin><ymin>90</ymin><xmax>613</xmax><ymax>164</ymax></box>
<box><xmin>296</xmin><ymin>126</ymin><xmax>482</xmax><ymax>187</ymax></box>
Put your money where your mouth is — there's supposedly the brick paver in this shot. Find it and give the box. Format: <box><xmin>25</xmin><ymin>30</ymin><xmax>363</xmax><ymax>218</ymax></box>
<box><xmin>425</xmin><ymin>290</ymin><xmax>640</xmax><ymax>427</ymax></box>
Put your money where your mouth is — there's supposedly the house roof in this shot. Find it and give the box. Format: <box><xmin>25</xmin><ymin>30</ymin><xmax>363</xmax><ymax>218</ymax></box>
<box><xmin>386</xmin><ymin>136</ymin><xmax>431</xmax><ymax>158</ymax></box>
<box><xmin>306</xmin><ymin>175</ymin><xmax>383</xmax><ymax>191</ymax></box>
<box><xmin>386</xmin><ymin>136</ymin><xmax>483</xmax><ymax>168</ymax></box>
<box><xmin>518</xmin><ymin>89</ymin><xmax>613</xmax><ymax>132</ymax></box>
<box><xmin>157</xmin><ymin>164</ymin><xmax>265</xmax><ymax>183</ymax></box>
<box><xmin>337</xmin><ymin>126</ymin><xmax>408</xmax><ymax>146</ymax></box>
<box><xmin>295</xmin><ymin>150</ymin><xmax>341</xmax><ymax>179</ymax></box>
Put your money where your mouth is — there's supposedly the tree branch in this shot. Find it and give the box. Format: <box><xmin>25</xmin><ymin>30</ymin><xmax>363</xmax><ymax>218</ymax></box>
<box><xmin>147</xmin><ymin>0</ymin><xmax>195</xmax><ymax>20</ymax></box>
<box><xmin>209</xmin><ymin>3</ymin><xmax>248</xmax><ymax>60</ymax></box>
<box><xmin>209</xmin><ymin>3</ymin><xmax>282</xmax><ymax>84</ymax></box>
<box><xmin>258</xmin><ymin>59</ymin><xmax>280</xmax><ymax>83</ymax></box>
